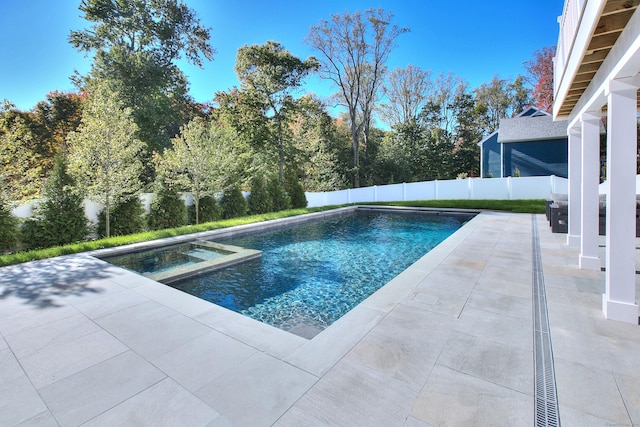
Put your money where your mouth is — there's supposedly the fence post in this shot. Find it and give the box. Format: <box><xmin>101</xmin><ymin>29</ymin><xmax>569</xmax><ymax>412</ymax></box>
<box><xmin>435</xmin><ymin>179</ymin><xmax>439</xmax><ymax>199</ymax></box>
<box><xmin>468</xmin><ymin>177</ymin><xmax>472</xmax><ymax>199</ymax></box>
<box><xmin>507</xmin><ymin>176</ymin><xmax>513</xmax><ymax>200</ymax></box>
<box><xmin>348</xmin><ymin>188</ymin><xmax>351</xmax><ymax>204</ymax></box>
<box><xmin>403</xmin><ymin>182</ymin><xmax>407</xmax><ymax>201</ymax></box>
<box><xmin>374</xmin><ymin>185</ymin><xmax>378</xmax><ymax>202</ymax></box>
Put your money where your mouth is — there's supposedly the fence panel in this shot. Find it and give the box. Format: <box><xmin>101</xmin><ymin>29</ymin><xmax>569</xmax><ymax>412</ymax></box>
<box><xmin>375</xmin><ymin>183</ymin><xmax>403</xmax><ymax>202</ymax></box>
<box><xmin>404</xmin><ymin>181</ymin><xmax>436</xmax><ymax>200</ymax></box>
<box><xmin>436</xmin><ymin>180</ymin><xmax>470</xmax><ymax>199</ymax></box>
<box><xmin>470</xmin><ymin>178</ymin><xmax>511</xmax><ymax>199</ymax></box>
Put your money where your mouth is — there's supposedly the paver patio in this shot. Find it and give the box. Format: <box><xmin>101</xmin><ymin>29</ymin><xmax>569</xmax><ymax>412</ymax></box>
<box><xmin>1</xmin><ymin>211</ymin><xmax>639</xmax><ymax>426</ymax></box>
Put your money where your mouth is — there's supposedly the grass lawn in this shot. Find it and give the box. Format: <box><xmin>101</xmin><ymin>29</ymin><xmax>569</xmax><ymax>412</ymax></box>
<box><xmin>0</xmin><ymin>199</ymin><xmax>545</xmax><ymax>267</ymax></box>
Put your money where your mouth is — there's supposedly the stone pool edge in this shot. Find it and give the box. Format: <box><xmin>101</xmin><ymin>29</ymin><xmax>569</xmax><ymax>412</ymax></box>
<box><xmin>87</xmin><ymin>206</ymin><xmax>483</xmax><ymax>374</ymax></box>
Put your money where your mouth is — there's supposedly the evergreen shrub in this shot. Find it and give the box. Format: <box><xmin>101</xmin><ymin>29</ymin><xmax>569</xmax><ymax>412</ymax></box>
<box><xmin>148</xmin><ymin>187</ymin><xmax>187</xmax><ymax>230</ymax></box>
<box><xmin>0</xmin><ymin>203</ymin><xmax>19</xmax><ymax>252</ymax></box>
<box><xmin>268</xmin><ymin>177</ymin><xmax>290</xmax><ymax>212</ymax></box>
<box><xmin>248</xmin><ymin>176</ymin><xmax>272</xmax><ymax>214</ymax></box>
<box><xmin>188</xmin><ymin>195</ymin><xmax>221</xmax><ymax>224</ymax></box>
<box><xmin>286</xmin><ymin>175</ymin><xmax>307</xmax><ymax>209</ymax></box>
<box><xmin>20</xmin><ymin>156</ymin><xmax>88</xmax><ymax>249</ymax></box>
<box><xmin>220</xmin><ymin>186</ymin><xmax>247</xmax><ymax>219</ymax></box>
<box><xmin>98</xmin><ymin>197</ymin><xmax>146</xmax><ymax>237</ymax></box>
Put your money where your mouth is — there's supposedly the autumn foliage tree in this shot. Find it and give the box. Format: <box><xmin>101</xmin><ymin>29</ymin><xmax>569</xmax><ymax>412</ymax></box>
<box><xmin>525</xmin><ymin>46</ymin><xmax>555</xmax><ymax>113</ymax></box>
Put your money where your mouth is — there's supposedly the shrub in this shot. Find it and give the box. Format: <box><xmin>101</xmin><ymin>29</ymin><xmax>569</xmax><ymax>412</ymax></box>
<box><xmin>98</xmin><ymin>197</ymin><xmax>146</xmax><ymax>237</ymax></box>
<box><xmin>268</xmin><ymin>177</ymin><xmax>290</xmax><ymax>212</ymax></box>
<box><xmin>0</xmin><ymin>203</ymin><xmax>19</xmax><ymax>253</ymax></box>
<box><xmin>248</xmin><ymin>176</ymin><xmax>272</xmax><ymax>214</ymax></box>
<box><xmin>286</xmin><ymin>176</ymin><xmax>307</xmax><ymax>209</ymax></box>
<box><xmin>220</xmin><ymin>186</ymin><xmax>247</xmax><ymax>219</ymax></box>
<box><xmin>149</xmin><ymin>187</ymin><xmax>187</xmax><ymax>230</ymax></box>
<box><xmin>187</xmin><ymin>195</ymin><xmax>221</xmax><ymax>224</ymax></box>
<box><xmin>20</xmin><ymin>156</ymin><xmax>88</xmax><ymax>249</ymax></box>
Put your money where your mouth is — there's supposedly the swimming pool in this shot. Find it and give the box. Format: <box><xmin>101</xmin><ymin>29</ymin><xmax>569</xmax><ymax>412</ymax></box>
<box><xmin>168</xmin><ymin>208</ymin><xmax>474</xmax><ymax>337</ymax></box>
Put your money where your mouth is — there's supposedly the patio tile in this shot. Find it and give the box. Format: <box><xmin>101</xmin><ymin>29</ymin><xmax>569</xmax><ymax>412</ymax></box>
<box><xmin>134</xmin><ymin>279</ymin><xmax>217</xmax><ymax>318</ymax></box>
<box><xmin>19</xmin><ymin>328</ymin><xmax>128</xmax><ymax>389</ymax></box>
<box><xmin>614</xmin><ymin>371</ymin><xmax>640</xmax><ymax>425</ymax></box>
<box><xmin>284</xmin><ymin>305</ymin><xmax>386</xmax><ymax>377</ymax></box>
<box><xmin>4</xmin><ymin>310</ymin><xmax>100</xmax><ymax>359</ymax></box>
<box><xmin>551</xmin><ymin>328</ymin><xmax>640</xmax><ymax>378</ymax></box>
<box><xmin>402</xmin><ymin>416</ymin><xmax>434</xmax><ymax>427</ymax></box>
<box><xmin>417</xmin><ymin>267</ymin><xmax>477</xmax><ymax>297</ymax></box>
<box><xmin>82</xmin><ymin>378</ymin><xmax>218</xmax><ymax>427</ymax></box>
<box><xmin>553</xmin><ymin>359</ymin><xmax>630</xmax><ymax>424</ymax></box>
<box><xmin>400</xmin><ymin>289</ymin><xmax>469</xmax><ymax>318</ymax></box>
<box><xmin>437</xmin><ymin>330</ymin><xmax>532</xmax><ymax>394</ymax></box>
<box><xmin>63</xmin><ymin>283</ymin><xmax>148</xmax><ymax>319</ymax></box>
<box><xmin>466</xmin><ymin>288</ymin><xmax>531</xmax><ymax>320</ymax></box>
<box><xmin>346</xmin><ymin>304</ymin><xmax>454</xmax><ymax>387</ymax></box>
<box><xmin>0</xmin><ymin>349</ymin><xmax>48</xmax><ymax>426</ymax></box>
<box><xmin>15</xmin><ymin>411</ymin><xmax>59</xmax><ymax>427</ymax></box>
<box><xmin>38</xmin><ymin>351</ymin><xmax>165</xmax><ymax>427</ymax></box>
<box><xmin>0</xmin><ymin>301</ymin><xmax>78</xmax><ymax>337</ymax></box>
<box><xmin>195</xmin><ymin>304</ymin><xmax>306</xmax><ymax>360</ymax></box>
<box><xmin>556</xmin><ymin>405</ymin><xmax>622</xmax><ymax>427</ymax></box>
<box><xmin>196</xmin><ymin>352</ymin><xmax>317</xmax><ymax>427</ymax></box>
<box><xmin>275</xmin><ymin>358</ymin><xmax>419</xmax><ymax>427</ymax></box>
<box><xmin>151</xmin><ymin>330</ymin><xmax>256</xmax><ymax>392</ymax></box>
<box><xmin>95</xmin><ymin>300</ymin><xmax>211</xmax><ymax>360</ymax></box>
<box><xmin>441</xmin><ymin>255</ymin><xmax>486</xmax><ymax>271</ymax></box>
<box><xmin>454</xmin><ymin>306</ymin><xmax>531</xmax><ymax>350</ymax></box>
<box><xmin>411</xmin><ymin>365</ymin><xmax>531</xmax><ymax>427</ymax></box>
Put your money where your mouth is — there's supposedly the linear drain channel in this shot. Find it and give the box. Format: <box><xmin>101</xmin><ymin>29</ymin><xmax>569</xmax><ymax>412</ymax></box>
<box><xmin>532</xmin><ymin>216</ymin><xmax>560</xmax><ymax>426</ymax></box>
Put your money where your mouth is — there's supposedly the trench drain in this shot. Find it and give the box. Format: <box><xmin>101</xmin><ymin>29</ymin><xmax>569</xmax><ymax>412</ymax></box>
<box><xmin>532</xmin><ymin>216</ymin><xmax>560</xmax><ymax>427</ymax></box>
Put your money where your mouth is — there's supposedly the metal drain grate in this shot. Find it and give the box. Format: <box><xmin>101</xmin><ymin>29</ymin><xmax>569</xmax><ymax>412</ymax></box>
<box><xmin>532</xmin><ymin>216</ymin><xmax>561</xmax><ymax>427</ymax></box>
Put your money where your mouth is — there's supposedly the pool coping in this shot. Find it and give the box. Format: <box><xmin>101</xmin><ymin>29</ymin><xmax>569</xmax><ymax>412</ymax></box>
<box><xmin>90</xmin><ymin>205</ymin><xmax>483</xmax><ymax>375</ymax></box>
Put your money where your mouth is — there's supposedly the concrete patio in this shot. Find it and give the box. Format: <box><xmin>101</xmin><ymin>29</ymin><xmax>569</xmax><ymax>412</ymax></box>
<box><xmin>1</xmin><ymin>210</ymin><xmax>639</xmax><ymax>426</ymax></box>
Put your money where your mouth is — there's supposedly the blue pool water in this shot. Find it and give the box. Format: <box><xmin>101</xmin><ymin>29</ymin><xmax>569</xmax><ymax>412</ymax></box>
<box><xmin>170</xmin><ymin>209</ymin><xmax>473</xmax><ymax>335</ymax></box>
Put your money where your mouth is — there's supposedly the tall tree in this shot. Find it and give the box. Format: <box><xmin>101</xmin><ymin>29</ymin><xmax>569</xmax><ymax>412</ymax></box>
<box><xmin>508</xmin><ymin>75</ymin><xmax>531</xmax><ymax>116</ymax></box>
<box><xmin>290</xmin><ymin>95</ymin><xmax>348</xmax><ymax>191</ymax></box>
<box><xmin>157</xmin><ymin>117</ymin><xmax>237</xmax><ymax>224</ymax></box>
<box><xmin>67</xmin><ymin>85</ymin><xmax>145</xmax><ymax>238</ymax></box>
<box><xmin>307</xmin><ymin>8</ymin><xmax>408</xmax><ymax>187</ymax></box>
<box><xmin>525</xmin><ymin>46</ymin><xmax>556</xmax><ymax>113</ymax></box>
<box><xmin>379</xmin><ymin>65</ymin><xmax>432</xmax><ymax>128</ymax></box>
<box><xmin>474</xmin><ymin>75</ymin><xmax>512</xmax><ymax>134</ymax></box>
<box><xmin>234</xmin><ymin>41</ymin><xmax>318</xmax><ymax>185</ymax></box>
<box><xmin>69</xmin><ymin>0</ymin><xmax>214</xmax><ymax>152</ymax></box>
<box><xmin>0</xmin><ymin>113</ymin><xmax>45</xmax><ymax>200</ymax></box>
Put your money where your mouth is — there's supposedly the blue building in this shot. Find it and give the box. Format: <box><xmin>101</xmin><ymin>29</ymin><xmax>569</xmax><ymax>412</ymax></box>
<box><xmin>478</xmin><ymin>106</ymin><xmax>569</xmax><ymax>178</ymax></box>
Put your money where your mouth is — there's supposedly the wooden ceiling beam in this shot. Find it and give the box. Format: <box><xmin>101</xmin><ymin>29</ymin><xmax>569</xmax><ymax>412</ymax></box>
<box><xmin>588</xmin><ymin>31</ymin><xmax>623</xmax><ymax>51</ymax></box>
<box><xmin>602</xmin><ymin>0</ymin><xmax>640</xmax><ymax>16</ymax></box>
<box><xmin>594</xmin><ymin>9</ymin><xmax>636</xmax><ymax>35</ymax></box>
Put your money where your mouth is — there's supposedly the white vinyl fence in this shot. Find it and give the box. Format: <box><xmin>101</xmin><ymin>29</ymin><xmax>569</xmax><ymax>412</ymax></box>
<box><xmin>11</xmin><ymin>176</ymin><xmax>568</xmax><ymax>222</ymax></box>
<box><xmin>304</xmin><ymin>176</ymin><xmax>568</xmax><ymax>208</ymax></box>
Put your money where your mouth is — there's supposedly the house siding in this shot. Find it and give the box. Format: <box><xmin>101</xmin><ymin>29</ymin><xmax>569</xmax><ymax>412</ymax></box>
<box><xmin>481</xmin><ymin>133</ymin><xmax>501</xmax><ymax>178</ymax></box>
<box><xmin>502</xmin><ymin>138</ymin><xmax>568</xmax><ymax>178</ymax></box>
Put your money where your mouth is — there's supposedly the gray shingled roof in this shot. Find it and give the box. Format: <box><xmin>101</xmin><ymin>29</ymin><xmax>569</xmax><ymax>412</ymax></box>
<box><xmin>497</xmin><ymin>115</ymin><xmax>568</xmax><ymax>143</ymax></box>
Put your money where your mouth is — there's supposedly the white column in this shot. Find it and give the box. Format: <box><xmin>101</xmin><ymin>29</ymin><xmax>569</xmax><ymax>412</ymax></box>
<box><xmin>567</xmin><ymin>126</ymin><xmax>582</xmax><ymax>246</ymax></box>
<box><xmin>579</xmin><ymin>112</ymin><xmax>601</xmax><ymax>270</ymax></box>
<box><xmin>603</xmin><ymin>78</ymin><xmax>639</xmax><ymax>323</ymax></box>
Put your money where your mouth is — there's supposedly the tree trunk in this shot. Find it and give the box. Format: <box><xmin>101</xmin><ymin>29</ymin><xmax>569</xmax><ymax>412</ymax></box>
<box><xmin>277</xmin><ymin>119</ymin><xmax>285</xmax><ymax>186</ymax></box>
<box><xmin>362</xmin><ymin>114</ymin><xmax>371</xmax><ymax>183</ymax></box>
<box><xmin>105</xmin><ymin>196</ymin><xmax>110</xmax><ymax>238</ymax></box>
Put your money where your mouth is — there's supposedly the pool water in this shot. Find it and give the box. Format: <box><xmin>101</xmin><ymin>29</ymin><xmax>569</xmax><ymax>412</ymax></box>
<box><xmin>103</xmin><ymin>242</ymin><xmax>229</xmax><ymax>275</ymax></box>
<box><xmin>170</xmin><ymin>210</ymin><xmax>472</xmax><ymax>336</ymax></box>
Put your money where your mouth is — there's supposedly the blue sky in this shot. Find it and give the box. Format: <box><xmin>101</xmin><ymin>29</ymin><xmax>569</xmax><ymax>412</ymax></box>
<box><xmin>0</xmin><ymin>0</ymin><xmax>562</xmax><ymax>112</ymax></box>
